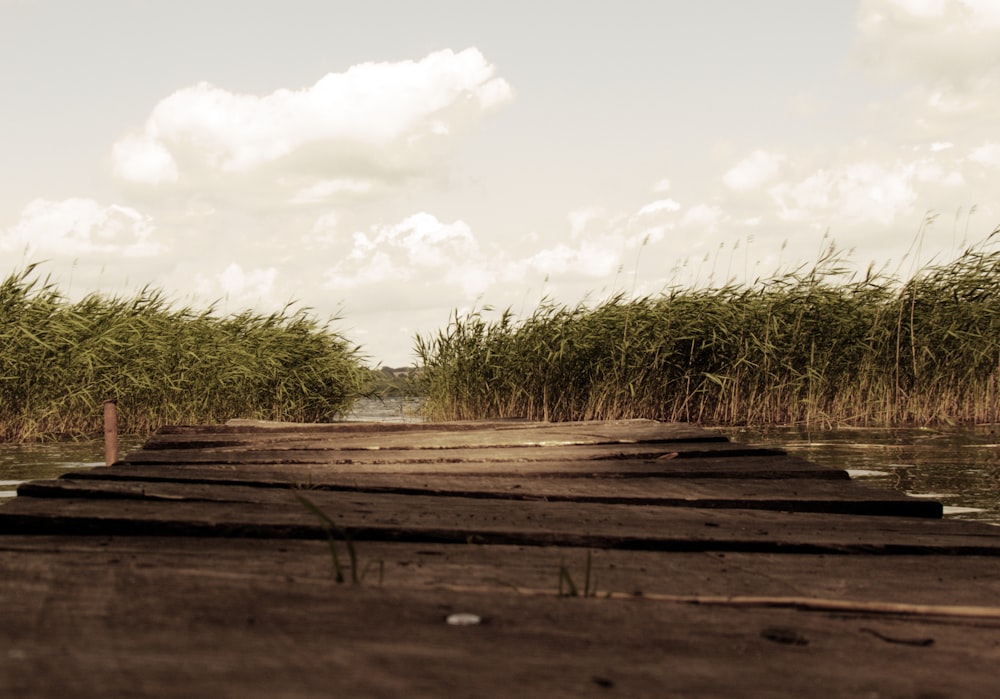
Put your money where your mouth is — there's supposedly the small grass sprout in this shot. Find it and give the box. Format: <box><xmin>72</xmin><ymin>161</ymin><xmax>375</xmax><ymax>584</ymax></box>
<box><xmin>558</xmin><ymin>550</ymin><xmax>597</xmax><ymax>598</ymax></box>
<box><xmin>296</xmin><ymin>494</ymin><xmax>383</xmax><ymax>585</ymax></box>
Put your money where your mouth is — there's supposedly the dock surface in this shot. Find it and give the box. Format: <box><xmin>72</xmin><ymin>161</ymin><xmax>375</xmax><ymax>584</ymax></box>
<box><xmin>1</xmin><ymin>419</ymin><xmax>999</xmax><ymax>697</ymax></box>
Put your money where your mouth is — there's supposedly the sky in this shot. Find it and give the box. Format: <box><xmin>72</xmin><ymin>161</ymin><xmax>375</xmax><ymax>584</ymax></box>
<box><xmin>2</xmin><ymin>0</ymin><xmax>1000</xmax><ymax>367</ymax></box>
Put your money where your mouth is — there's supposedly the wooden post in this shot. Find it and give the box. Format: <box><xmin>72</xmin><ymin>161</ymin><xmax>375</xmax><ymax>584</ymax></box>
<box><xmin>103</xmin><ymin>400</ymin><xmax>118</xmax><ymax>466</ymax></box>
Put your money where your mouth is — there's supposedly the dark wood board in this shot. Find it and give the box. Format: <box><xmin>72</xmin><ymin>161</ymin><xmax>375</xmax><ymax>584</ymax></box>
<box><xmin>43</xmin><ymin>468</ymin><xmax>936</xmax><ymax>517</ymax></box>
<box><xmin>1</xmin><ymin>537</ymin><xmax>999</xmax><ymax>699</ymax></box>
<box><xmin>122</xmin><ymin>440</ymin><xmax>784</xmax><ymax>464</ymax></box>
<box><xmin>141</xmin><ymin>419</ymin><xmax>729</xmax><ymax>451</ymax></box>
<box><xmin>93</xmin><ymin>453</ymin><xmax>853</xmax><ymax>479</ymax></box>
<box><xmin>4</xmin><ymin>536</ymin><xmax>999</xmax><ymax>607</ymax></box>
<box><xmin>0</xmin><ymin>483</ymin><xmax>990</xmax><ymax>553</ymax></box>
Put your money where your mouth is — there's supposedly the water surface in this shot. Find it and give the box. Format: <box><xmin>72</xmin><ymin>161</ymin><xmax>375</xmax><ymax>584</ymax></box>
<box><xmin>0</xmin><ymin>436</ymin><xmax>148</xmax><ymax>499</ymax></box>
<box><xmin>720</xmin><ymin>424</ymin><xmax>1000</xmax><ymax>524</ymax></box>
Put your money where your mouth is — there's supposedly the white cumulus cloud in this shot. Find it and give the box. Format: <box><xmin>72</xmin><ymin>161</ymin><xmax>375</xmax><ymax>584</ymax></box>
<box><xmin>0</xmin><ymin>198</ymin><xmax>162</xmax><ymax>259</ymax></box>
<box><xmin>680</xmin><ymin>204</ymin><xmax>725</xmax><ymax>230</ymax></box>
<box><xmin>370</xmin><ymin>212</ymin><xmax>478</xmax><ymax>269</ymax></box>
<box><xmin>770</xmin><ymin>161</ymin><xmax>924</xmax><ymax>226</ymax></box>
<box><xmin>635</xmin><ymin>198</ymin><xmax>682</xmax><ymax>218</ymax></box>
<box><xmin>217</xmin><ymin>263</ymin><xmax>278</xmax><ymax>301</ymax></box>
<box><xmin>969</xmin><ymin>143</ymin><xmax>1000</xmax><ymax>168</ymax></box>
<box><xmin>858</xmin><ymin>0</ymin><xmax>1000</xmax><ymax>90</ymax></box>
<box><xmin>322</xmin><ymin>212</ymin><xmax>488</xmax><ymax>297</ymax></box>
<box><xmin>111</xmin><ymin>48</ymin><xmax>513</xmax><ymax>188</ymax></box>
<box><xmin>723</xmin><ymin>150</ymin><xmax>785</xmax><ymax>192</ymax></box>
<box><xmin>567</xmin><ymin>207</ymin><xmax>604</xmax><ymax>238</ymax></box>
<box><xmin>111</xmin><ymin>134</ymin><xmax>179</xmax><ymax>185</ymax></box>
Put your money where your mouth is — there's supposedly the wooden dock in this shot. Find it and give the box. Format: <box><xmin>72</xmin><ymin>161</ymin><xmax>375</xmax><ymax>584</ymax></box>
<box><xmin>1</xmin><ymin>419</ymin><xmax>999</xmax><ymax>697</ymax></box>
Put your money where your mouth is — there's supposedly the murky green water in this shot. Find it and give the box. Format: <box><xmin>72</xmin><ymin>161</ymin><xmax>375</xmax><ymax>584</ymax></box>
<box><xmin>719</xmin><ymin>425</ymin><xmax>1000</xmax><ymax>524</ymax></box>
<box><xmin>0</xmin><ymin>436</ymin><xmax>149</xmax><ymax>499</ymax></box>
<box><xmin>2</xmin><ymin>402</ymin><xmax>997</xmax><ymax>525</ymax></box>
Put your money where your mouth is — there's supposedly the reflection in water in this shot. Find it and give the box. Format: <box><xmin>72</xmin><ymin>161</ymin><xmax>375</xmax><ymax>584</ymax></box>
<box><xmin>720</xmin><ymin>425</ymin><xmax>1000</xmax><ymax>524</ymax></box>
<box><xmin>342</xmin><ymin>396</ymin><xmax>424</xmax><ymax>423</ymax></box>
<box><xmin>0</xmin><ymin>436</ymin><xmax>149</xmax><ymax>493</ymax></box>
<box><xmin>2</xmin><ymin>402</ymin><xmax>998</xmax><ymax>525</ymax></box>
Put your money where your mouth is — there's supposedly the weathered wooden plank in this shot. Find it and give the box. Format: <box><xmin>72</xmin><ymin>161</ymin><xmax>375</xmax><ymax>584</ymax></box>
<box><xmin>4</xmin><ymin>536</ymin><xmax>999</xmax><ymax>607</ymax></box>
<box><xmin>119</xmin><ymin>446</ymin><xmax>844</xmax><ymax>479</ymax></box>
<box><xmin>0</xmin><ymin>485</ymin><xmax>990</xmax><ymax>553</ymax></box>
<box><xmin>125</xmin><ymin>440</ymin><xmax>777</xmax><ymax>464</ymax></box>
<box><xmin>1</xmin><ymin>537</ymin><xmax>998</xmax><ymax>698</ymax></box>
<box><xmin>48</xmin><ymin>469</ymin><xmax>936</xmax><ymax>517</ymax></box>
<box><xmin>85</xmin><ymin>454</ymin><xmax>854</xmax><ymax>480</ymax></box>
<box><xmin>210</xmin><ymin>418</ymin><xmax>721</xmax><ymax>438</ymax></box>
<box><xmin>142</xmin><ymin>419</ymin><xmax>728</xmax><ymax>451</ymax></box>
<box><xmin>125</xmin><ymin>433</ymin><xmax>764</xmax><ymax>461</ymax></box>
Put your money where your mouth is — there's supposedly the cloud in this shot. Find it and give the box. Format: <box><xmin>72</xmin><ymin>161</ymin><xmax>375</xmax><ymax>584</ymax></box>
<box><xmin>858</xmin><ymin>1</ymin><xmax>1000</xmax><ymax>94</ymax></box>
<box><xmin>111</xmin><ymin>48</ymin><xmax>513</xmax><ymax>193</ymax></box>
<box><xmin>525</xmin><ymin>204</ymin><xmax>676</xmax><ymax>285</ymax></box>
<box><xmin>216</xmin><ymin>263</ymin><xmax>278</xmax><ymax>302</ymax></box>
<box><xmin>763</xmin><ymin>142</ymin><xmax>994</xmax><ymax>234</ymax></box>
<box><xmin>288</xmin><ymin>178</ymin><xmax>375</xmax><ymax>205</ymax></box>
<box><xmin>680</xmin><ymin>204</ymin><xmax>725</xmax><ymax>230</ymax></box>
<box><xmin>635</xmin><ymin>198</ymin><xmax>681</xmax><ymax>218</ymax></box>
<box><xmin>567</xmin><ymin>207</ymin><xmax>604</xmax><ymax>238</ymax></box>
<box><xmin>370</xmin><ymin>212</ymin><xmax>478</xmax><ymax>268</ymax></box>
<box><xmin>880</xmin><ymin>0</ymin><xmax>1000</xmax><ymax>26</ymax></box>
<box><xmin>969</xmin><ymin>143</ymin><xmax>1000</xmax><ymax>168</ymax></box>
<box><xmin>322</xmin><ymin>212</ymin><xmax>491</xmax><ymax>297</ymax></box>
<box><xmin>318</xmin><ymin>204</ymin><xmax>675</xmax><ymax>316</ymax></box>
<box><xmin>723</xmin><ymin>150</ymin><xmax>785</xmax><ymax>192</ymax></box>
<box><xmin>525</xmin><ymin>240</ymin><xmax>621</xmax><ymax>279</ymax></box>
<box><xmin>111</xmin><ymin>134</ymin><xmax>179</xmax><ymax>185</ymax></box>
<box><xmin>171</xmin><ymin>261</ymin><xmax>285</xmax><ymax>316</ymax></box>
<box><xmin>305</xmin><ymin>211</ymin><xmax>341</xmax><ymax>247</ymax></box>
<box><xmin>0</xmin><ymin>198</ymin><xmax>163</xmax><ymax>259</ymax></box>
<box><xmin>770</xmin><ymin>161</ymin><xmax>921</xmax><ymax>226</ymax></box>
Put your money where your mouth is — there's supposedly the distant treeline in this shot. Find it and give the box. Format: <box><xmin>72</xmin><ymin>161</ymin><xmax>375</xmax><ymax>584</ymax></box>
<box><xmin>0</xmin><ymin>265</ymin><xmax>369</xmax><ymax>441</ymax></box>
<box><xmin>367</xmin><ymin>366</ymin><xmax>423</xmax><ymax>397</ymax></box>
<box><xmin>416</xmin><ymin>230</ymin><xmax>1000</xmax><ymax>426</ymax></box>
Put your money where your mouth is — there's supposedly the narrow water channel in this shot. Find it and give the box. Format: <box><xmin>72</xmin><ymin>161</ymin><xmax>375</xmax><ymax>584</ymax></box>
<box><xmin>2</xmin><ymin>403</ymin><xmax>997</xmax><ymax>525</ymax></box>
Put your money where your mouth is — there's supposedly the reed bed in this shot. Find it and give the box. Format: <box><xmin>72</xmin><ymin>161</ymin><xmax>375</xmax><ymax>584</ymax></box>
<box><xmin>0</xmin><ymin>265</ymin><xmax>368</xmax><ymax>441</ymax></box>
<box><xmin>416</xmin><ymin>230</ymin><xmax>1000</xmax><ymax>426</ymax></box>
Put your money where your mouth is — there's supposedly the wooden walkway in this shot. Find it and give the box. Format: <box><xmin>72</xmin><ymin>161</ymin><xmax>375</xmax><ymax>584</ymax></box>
<box><xmin>1</xmin><ymin>419</ymin><xmax>999</xmax><ymax>697</ymax></box>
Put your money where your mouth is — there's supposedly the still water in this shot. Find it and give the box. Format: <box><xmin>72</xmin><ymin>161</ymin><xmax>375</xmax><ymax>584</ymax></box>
<box><xmin>719</xmin><ymin>424</ymin><xmax>1000</xmax><ymax>524</ymax></box>
<box><xmin>1</xmin><ymin>399</ymin><xmax>997</xmax><ymax>525</ymax></box>
<box><xmin>0</xmin><ymin>436</ymin><xmax>149</xmax><ymax>500</ymax></box>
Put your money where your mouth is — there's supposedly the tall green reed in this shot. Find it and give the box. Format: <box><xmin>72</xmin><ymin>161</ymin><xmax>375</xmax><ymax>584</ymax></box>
<box><xmin>416</xmin><ymin>230</ymin><xmax>1000</xmax><ymax>426</ymax></box>
<box><xmin>0</xmin><ymin>264</ymin><xmax>368</xmax><ymax>441</ymax></box>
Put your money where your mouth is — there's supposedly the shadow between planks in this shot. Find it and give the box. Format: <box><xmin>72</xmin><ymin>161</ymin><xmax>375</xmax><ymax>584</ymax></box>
<box><xmin>2</xmin><ymin>418</ymin><xmax>1000</xmax><ymax>698</ymax></box>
